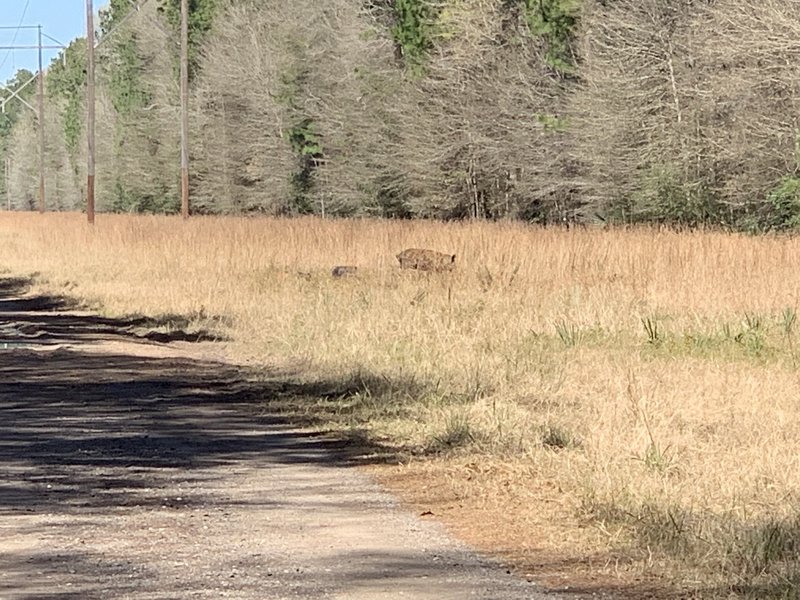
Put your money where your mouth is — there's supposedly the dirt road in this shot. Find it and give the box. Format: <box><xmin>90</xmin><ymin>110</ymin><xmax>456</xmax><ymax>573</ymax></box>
<box><xmin>0</xmin><ymin>279</ymin><xmax>553</xmax><ymax>599</ymax></box>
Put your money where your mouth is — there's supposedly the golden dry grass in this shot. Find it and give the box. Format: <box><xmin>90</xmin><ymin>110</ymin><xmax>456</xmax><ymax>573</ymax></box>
<box><xmin>2</xmin><ymin>212</ymin><xmax>800</xmax><ymax>597</ymax></box>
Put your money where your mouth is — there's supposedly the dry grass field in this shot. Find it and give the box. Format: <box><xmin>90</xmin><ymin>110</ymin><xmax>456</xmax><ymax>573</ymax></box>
<box><xmin>2</xmin><ymin>212</ymin><xmax>800</xmax><ymax>597</ymax></box>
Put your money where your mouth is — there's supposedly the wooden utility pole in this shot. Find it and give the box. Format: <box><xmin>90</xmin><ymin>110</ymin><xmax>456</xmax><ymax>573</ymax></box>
<box><xmin>5</xmin><ymin>158</ymin><xmax>10</xmax><ymax>211</ymax></box>
<box><xmin>180</xmin><ymin>0</ymin><xmax>189</xmax><ymax>219</ymax></box>
<box><xmin>37</xmin><ymin>25</ymin><xmax>44</xmax><ymax>213</ymax></box>
<box><xmin>86</xmin><ymin>0</ymin><xmax>96</xmax><ymax>224</ymax></box>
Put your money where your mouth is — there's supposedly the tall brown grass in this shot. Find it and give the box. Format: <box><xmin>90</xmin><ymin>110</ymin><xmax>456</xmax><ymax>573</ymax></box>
<box><xmin>3</xmin><ymin>212</ymin><xmax>800</xmax><ymax>595</ymax></box>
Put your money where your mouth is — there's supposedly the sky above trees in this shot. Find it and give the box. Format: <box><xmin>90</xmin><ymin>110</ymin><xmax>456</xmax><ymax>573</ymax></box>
<box><xmin>0</xmin><ymin>1</ymin><xmax>107</xmax><ymax>84</ymax></box>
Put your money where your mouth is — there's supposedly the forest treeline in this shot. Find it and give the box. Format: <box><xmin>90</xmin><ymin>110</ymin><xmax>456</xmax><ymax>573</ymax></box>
<box><xmin>1</xmin><ymin>0</ymin><xmax>799</xmax><ymax>230</ymax></box>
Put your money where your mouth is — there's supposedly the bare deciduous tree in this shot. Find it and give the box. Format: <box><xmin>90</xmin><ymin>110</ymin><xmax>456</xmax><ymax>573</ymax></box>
<box><xmin>190</xmin><ymin>0</ymin><xmax>575</xmax><ymax>221</ymax></box>
<box><xmin>574</xmin><ymin>0</ymin><xmax>800</xmax><ymax>226</ymax></box>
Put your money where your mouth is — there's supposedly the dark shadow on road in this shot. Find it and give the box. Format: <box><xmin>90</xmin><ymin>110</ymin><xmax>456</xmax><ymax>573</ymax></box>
<box><xmin>0</xmin><ymin>276</ymin><xmax>76</xmax><ymax>312</ymax></box>
<box><xmin>0</xmin><ymin>547</ymin><xmax>148</xmax><ymax>600</ymax></box>
<box><xmin>0</xmin><ymin>347</ymin><xmax>404</xmax><ymax>513</ymax></box>
<box><xmin>0</xmin><ymin>277</ymin><xmax>227</xmax><ymax>344</ymax></box>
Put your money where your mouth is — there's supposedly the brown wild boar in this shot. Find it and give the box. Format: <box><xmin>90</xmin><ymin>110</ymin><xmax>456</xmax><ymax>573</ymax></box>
<box><xmin>396</xmin><ymin>248</ymin><xmax>456</xmax><ymax>272</ymax></box>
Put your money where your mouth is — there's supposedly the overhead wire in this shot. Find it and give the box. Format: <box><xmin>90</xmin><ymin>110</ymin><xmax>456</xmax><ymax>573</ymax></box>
<box><xmin>0</xmin><ymin>0</ymin><xmax>32</xmax><ymax>81</ymax></box>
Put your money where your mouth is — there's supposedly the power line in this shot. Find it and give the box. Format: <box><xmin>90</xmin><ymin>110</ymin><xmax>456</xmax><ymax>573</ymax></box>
<box><xmin>0</xmin><ymin>0</ymin><xmax>32</xmax><ymax>78</ymax></box>
<box><xmin>0</xmin><ymin>45</ymin><xmax>65</xmax><ymax>50</ymax></box>
<box><xmin>41</xmin><ymin>32</ymin><xmax>68</xmax><ymax>47</ymax></box>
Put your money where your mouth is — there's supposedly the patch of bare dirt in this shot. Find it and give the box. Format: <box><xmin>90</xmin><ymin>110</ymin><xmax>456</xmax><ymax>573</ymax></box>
<box><xmin>369</xmin><ymin>459</ymin><xmax>688</xmax><ymax>600</ymax></box>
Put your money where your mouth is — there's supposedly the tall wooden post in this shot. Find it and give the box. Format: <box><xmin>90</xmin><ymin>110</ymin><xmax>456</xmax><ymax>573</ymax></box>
<box><xmin>5</xmin><ymin>158</ymin><xmax>10</xmax><ymax>211</ymax></box>
<box><xmin>37</xmin><ymin>25</ymin><xmax>45</xmax><ymax>213</ymax></box>
<box><xmin>180</xmin><ymin>0</ymin><xmax>189</xmax><ymax>219</ymax></box>
<box><xmin>86</xmin><ymin>0</ymin><xmax>95</xmax><ymax>224</ymax></box>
